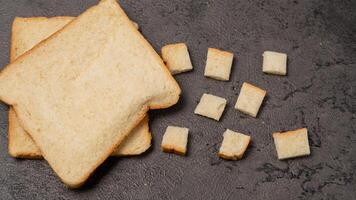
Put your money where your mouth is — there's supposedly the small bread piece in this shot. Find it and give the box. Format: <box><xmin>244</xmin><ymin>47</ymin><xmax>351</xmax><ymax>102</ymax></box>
<box><xmin>218</xmin><ymin>129</ymin><xmax>251</xmax><ymax>160</ymax></box>
<box><xmin>161</xmin><ymin>126</ymin><xmax>189</xmax><ymax>155</ymax></box>
<box><xmin>194</xmin><ymin>93</ymin><xmax>227</xmax><ymax>121</ymax></box>
<box><xmin>234</xmin><ymin>82</ymin><xmax>266</xmax><ymax>117</ymax></box>
<box><xmin>273</xmin><ymin>128</ymin><xmax>310</xmax><ymax>160</ymax></box>
<box><xmin>262</xmin><ymin>51</ymin><xmax>287</xmax><ymax>75</ymax></box>
<box><xmin>204</xmin><ymin>48</ymin><xmax>234</xmax><ymax>81</ymax></box>
<box><xmin>8</xmin><ymin>17</ymin><xmax>148</xmax><ymax>158</ymax></box>
<box><xmin>161</xmin><ymin>43</ymin><xmax>193</xmax><ymax>74</ymax></box>
<box><xmin>0</xmin><ymin>0</ymin><xmax>180</xmax><ymax>187</ymax></box>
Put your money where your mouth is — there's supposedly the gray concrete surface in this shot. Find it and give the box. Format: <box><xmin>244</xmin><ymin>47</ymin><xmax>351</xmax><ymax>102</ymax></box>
<box><xmin>0</xmin><ymin>0</ymin><xmax>355</xmax><ymax>199</ymax></box>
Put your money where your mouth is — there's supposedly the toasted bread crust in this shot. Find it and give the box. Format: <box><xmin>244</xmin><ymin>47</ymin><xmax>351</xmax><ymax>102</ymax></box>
<box><xmin>218</xmin><ymin>152</ymin><xmax>242</xmax><ymax>160</ymax></box>
<box><xmin>243</xmin><ymin>82</ymin><xmax>267</xmax><ymax>96</ymax></box>
<box><xmin>208</xmin><ymin>48</ymin><xmax>233</xmax><ymax>57</ymax></box>
<box><xmin>272</xmin><ymin>128</ymin><xmax>307</xmax><ymax>139</ymax></box>
<box><xmin>161</xmin><ymin>145</ymin><xmax>186</xmax><ymax>156</ymax></box>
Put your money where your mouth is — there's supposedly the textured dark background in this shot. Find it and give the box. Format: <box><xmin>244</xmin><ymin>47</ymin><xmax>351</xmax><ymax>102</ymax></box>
<box><xmin>0</xmin><ymin>0</ymin><xmax>355</xmax><ymax>199</ymax></box>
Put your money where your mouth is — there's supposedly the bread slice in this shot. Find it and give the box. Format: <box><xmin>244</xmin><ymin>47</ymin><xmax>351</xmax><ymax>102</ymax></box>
<box><xmin>218</xmin><ymin>129</ymin><xmax>251</xmax><ymax>160</ymax></box>
<box><xmin>161</xmin><ymin>126</ymin><xmax>189</xmax><ymax>156</ymax></box>
<box><xmin>8</xmin><ymin>16</ymin><xmax>150</xmax><ymax>158</ymax></box>
<box><xmin>0</xmin><ymin>0</ymin><xmax>180</xmax><ymax>187</ymax></box>
<box><xmin>273</xmin><ymin>128</ymin><xmax>310</xmax><ymax>160</ymax></box>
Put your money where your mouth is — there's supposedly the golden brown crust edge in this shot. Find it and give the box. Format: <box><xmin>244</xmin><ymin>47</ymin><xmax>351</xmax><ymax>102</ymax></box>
<box><xmin>9</xmin><ymin>18</ymin><xmax>17</xmax><ymax>64</ymax></box>
<box><xmin>161</xmin><ymin>145</ymin><xmax>186</xmax><ymax>156</ymax></box>
<box><xmin>218</xmin><ymin>152</ymin><xmax>242</xmax><ymax>160</ymax></box>
<box><xmin>243</xmin><ymin>82</ymin><xmax>267</xmax><ymax>96</ymax></box>
<box><xmin>272</xmin><ymin>128</ymin><xmax>307</xmax><ymax>139</ymax></box>
<box><xmin>208</xmin><ymin>47</ymin><xmax>233</xmax><ymax>57</ymax></box>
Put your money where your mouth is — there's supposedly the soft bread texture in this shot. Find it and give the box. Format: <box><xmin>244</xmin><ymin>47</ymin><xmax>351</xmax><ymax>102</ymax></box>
<box><xmin>112</xmin><ymin>116</ymin><xmax>151</xmax><ymax>156</ymax></box>
<box><xmin>161</xmin><ymin>126</ymin><xmax>189</xmax><ymax>156</ymax></box>
<box><xmin>204</xmin><ymin>48</ymin><xmax>234</xmax><ymax>81</ymax></box>
<box><xmin>0</xmin><ymin>0</ymin><xmax>180</xmax><ymax>187</ymax></box>
<box><xmin>194</xmin><ymin>93</ymin><xmax>227</xmax><ymax>121</ymax></box>
<box><xmin>161</xmin><ymin>43</ymin><xmax>193</xmax><ymax>75</ymax></box>
<box><xmin>8</xmin><ymin>16</ymin><xmax>72</xmax><ymax>159</ymax></box>
<box><xmin>273</xmin><ymin>128</ymin><xmax>310</xmax><ymax>160</ymax></box>
<box><xmin>235</xmin><ymin>82</ymin><xmax>266</xmax><ymax>117</ymax></box>
<box><xmin>262</xmin><ymin>51</ymin><xmax>287</xmax><ymax>75</ymax></box>
<box><xmin>218</xmin><ymin>129</ymin><xmax>251</xmax><ymax>160</ymax></box>
<box><xmin>8</xmin><ymin>16</ymin><xmax>149</xmax><ymax>158</ymax></box>
<box><xmin>10</xmin><ymin>111</ymin><xmax>151</xmax><ymax>158</ymax></box>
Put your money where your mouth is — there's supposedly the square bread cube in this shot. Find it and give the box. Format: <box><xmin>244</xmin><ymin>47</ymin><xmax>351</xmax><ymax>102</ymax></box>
<box><xmin>204</xmin><ymin>48</ymin><xmax>234</xmax><ymax>81</ymax></box>
<box><xmin>262</xmin><ymin>51</ymin><xmax>287</xmax><ymax>75</ymax></box>
<box><xmin>161</xmin><ymin>43</ymin><xmax>193</xmax><ymax>75</ymax></box>
<box><xmin>273</xmin><ymin>128</ymin><xmax>310</xmax><ymax>160</ymax></box>
<box><xmin>194</xmin><ymin>93</ymin><xmax>227</xmax><ymax>121</ymax></box>
<box><xmin>234</xmin><ymin>82</ymin><xmax>266</xmax><ymax>117</ymax></box>
<box><xmin>161</xmin><ymin>126</ymin><xmax>189</xmax><ymax>155</ymax></box>
<box><xmin>219</xmin><ymin>129</ymin><xmax>251</xmax><ymax>160</ymax></box>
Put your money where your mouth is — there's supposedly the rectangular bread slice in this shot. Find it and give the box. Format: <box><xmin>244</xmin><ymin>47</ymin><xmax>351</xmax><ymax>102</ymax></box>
<box><xmin>9</xmin><ymin>16</ymin><xmax>150</xmax><ymax>158</ymax></box>
<box><xmin>0</xmin><ymin>0</ymin><xmax>180</xmax><ymax>187</ymax></box>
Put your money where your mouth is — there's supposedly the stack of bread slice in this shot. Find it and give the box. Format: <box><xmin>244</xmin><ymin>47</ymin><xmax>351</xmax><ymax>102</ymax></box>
<box><xmin>0</xmin><ymin>0</ymin><xmax>180</xmax><ymax>188</ymax></box>
<box><xmin>9</xmin><ymin>17</ymin><xmax>152</xmax><ymax>158</ymax></box>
